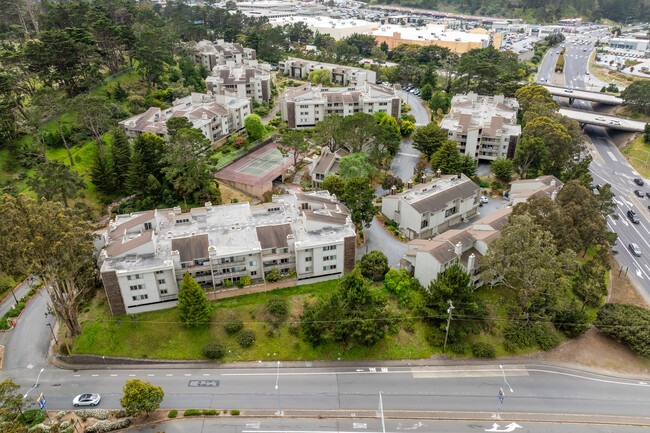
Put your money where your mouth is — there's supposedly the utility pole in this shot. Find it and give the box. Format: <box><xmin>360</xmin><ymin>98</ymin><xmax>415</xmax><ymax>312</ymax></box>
<box><xmin>46</xmin><ymin>323</ymin><xmax>57</xmax><ymax>345</ymax></box>
<box><xmin>442</xmin><ymin>300</ymin><xmax>454</xmax><ymax>354</ymax></box>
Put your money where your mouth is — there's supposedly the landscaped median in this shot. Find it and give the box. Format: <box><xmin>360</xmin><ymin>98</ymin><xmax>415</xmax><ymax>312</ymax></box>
<box><xmin>0</xmin><ymin>281</ymin><xmax>43</xmax><ymax>331</ymax></box>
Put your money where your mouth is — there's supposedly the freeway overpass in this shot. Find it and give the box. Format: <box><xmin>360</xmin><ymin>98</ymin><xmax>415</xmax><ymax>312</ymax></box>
<box><xmin>559</xmin><ymin>107</ymin><xmax>647</xmax><ymax>132</ymax></box>
<box><xmin>542</xmin><ymin>85</ymin><xmax>623</xmax><ymax>105</ymax></box>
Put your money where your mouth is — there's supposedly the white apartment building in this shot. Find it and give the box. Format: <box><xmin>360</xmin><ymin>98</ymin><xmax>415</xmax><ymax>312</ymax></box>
<box><xmin>98</xmin><ymin>191</ymin><xmax>357</xmax><ymax>315</ymax></box>
<box><xmin>401</xmin><ymin>207</ymin><xmax>512</xmax><ymax>288</ymax></box>
<box><xmin>118</xmin><ymin>93</ymin><xmax>251</xmax><ymax>144</ymax></box>
<box><xmin>280</xmin><ymin>83</ymin><xmax>401</xmax><ymax>129</ymax></box>
<box><xmin>507</xmin><ymin>175</ymin><xmax>563</xmax><ymax>206</ymax></box>
<box><xmin>309</xmin><ymin>148</ymin><xmax>349</xmax><ymax>188</ymax></box>
<box><xmin>440</xmin><ymin>93</ymin><xmax>521</xmax><ymax>162</ymax></box>
<box><xmin>278</xmin><ymin>57</ymin><xmax>377</xmax><ymax>86</ymax></box>
<box><xmin>206</xmin><ymin>66</ymin><xmax>271</xmax><ymax>103</ymax></box>
<box><xmin>268</xmin><ymin>16</ymin><xmax>378</xmax><ymax>40</ymax></box>
<box><xmin>381</xmin><ymin>173</ymin><xmax>481</xmax><ymax>240</ymax></box>
<box><xmin>194</xmin><ymin>40</ymin><xmax>258</xmax><ymax>70</ymax></box>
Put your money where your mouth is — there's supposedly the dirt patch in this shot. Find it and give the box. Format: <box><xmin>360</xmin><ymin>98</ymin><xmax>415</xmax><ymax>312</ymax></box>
<box><xmin>536</xmin><ymin>257</ymin><xmax>650</xmax><ymax>375</ymax></box>
<box><xmin>219</xmin><ymin>182</ymin><xmax>255</xmax><ymax>204</ymax></box>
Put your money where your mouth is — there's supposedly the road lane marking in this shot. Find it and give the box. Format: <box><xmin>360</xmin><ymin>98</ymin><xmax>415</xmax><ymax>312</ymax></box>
<box><xmin>110</xmin><ymin>374</ymin><xmax>117</xmax><ymax>377</ymax></box>
<box><xmin>608</xmin><ymin>151</ymin><xmax>620</xmax><ymax>162</ymax></box>
<box><xmin>148</xmin><ymin>374</ymin><xmax>155</xmax><ymax>377</ymax></box>
<box><xmin>73</xmin><ymin>374</ymin><xmax>80</xmax><ymax>377</ymax></box>
<box><xmin>412</xmin><ymin>367</ymin><xmax>529</xmax><ymax>378</ymax></box>
<box><xmin>166</xmin><ymin>374</ymin><xmax>173</xmax><ymax>376</ymax></box>
<box><xmin>129</xmin><ymin>374</ymin><xmax>136</xmax><ymax>376</ymax></box>
<box><xmin>184</xmin><ymin>374</ymin><xmax>191</xmax><ymax>376</ymax></box>
<box><xmin>203</xmin><ymin>373</ymin><xmax>210</xmax><ymax>376</ymax></box>
<box><xmin>92</xmin><ymin>374</ymin><xmax>99</xmax><ymax>377</ymax></box>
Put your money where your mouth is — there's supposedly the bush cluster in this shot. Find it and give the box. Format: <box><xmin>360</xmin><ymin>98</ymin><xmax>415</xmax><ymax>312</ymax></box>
<box><xmin>168</xmin><ymin>410</ymin><xmax>177</xmax><ymax>418</ymax></box>
<box><xmin>84</xmin><ymin>418</ymin><xmax>133</xmax><ymax>433</ymax></box>
<box><xmin>202</xmin><ymin>409</ymin><xmax>219</xmax><ymax>415</ymax></box>
<box><xmin>18</xmin><ymin>409</ymin><xmax>46</xmax><ymax>427</ymax></box>
<box><xmin>231</xmin><ymin>410</ymin><xmax>240</xmax><ymax>415</ymax></box>
<box><xmin>238</xmin><ymin>329</ymin><xmax>256</xmax><ymax>348</ymax></box>
<box><xmin>471</xmin><ymin>342</ymin><xmax>496</xmax><ymax>358</ymax></box>
<box><xmin>595</xmin><ymin>303</ymin><xmax>650</xmax><ymax>358</ymax></box>
<box><xmin>266</xmin><ymin>296</ymin><xmax>288</xmax><ymax>320</ymax></box>
<box><xmin>202</xmin><ymin>340</ymin><xmax>226</xmax><ymax>360</ymax></box>
<box><xmin>183</xmin><ymin>409</ymin><xmax>202</xmax><ymax>417</ymax></box>
<box><xmin>265</xmin><ymin>268</ymin><xmax>280</xmax><ymax>283</ymax></box>
<box><xmin>74</xmin><ymin>409</ymin><xmax>109</xmax><ymax>420</ymax></box>
<box><xmin>224</xmin><ymin>319</ymin><xmax>244</xmax><ymax>335</ymax></box>
<box><xmin>503</xmin><ymin>322</ymin><xmax>561</xmax><ymax>351</ymax></box>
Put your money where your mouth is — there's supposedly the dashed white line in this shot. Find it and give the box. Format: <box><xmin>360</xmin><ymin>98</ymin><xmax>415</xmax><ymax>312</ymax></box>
<box><xmin>184</xmin><ymin>374</ymin><xmax>191</xmax><ymax>377</ymax></box>
<box><xmin>166</xmin><ymin>374</ymin><xmax>173</xmax><ymax>377</ymax></box>
<box><xmin>110</xmin><ymin>374</ymin><xmax>117</xmax><ymax>377</ymax></box>
<box><xmin>203</xmin><ymin>373</ymin><xmax>210</xmax><ymax>376</ymax></box>
<box><xmin>73</xmin><ymin>374</ymin><xmax>80</xmax><ymax>377</ymax></box>
<box><xmin>92</xmin><ymin>374</ymin><xmax>99</xmax><ymax>377</ymax></box>
<box><xmin>129</xmin><ymin>374</ymin><xmax>136</xmax><ymax>377</ymax></box>
<box><xmin>148</xmin><ymin>374</ymin><xmax>155</xmax><ymax>377</ymax></box>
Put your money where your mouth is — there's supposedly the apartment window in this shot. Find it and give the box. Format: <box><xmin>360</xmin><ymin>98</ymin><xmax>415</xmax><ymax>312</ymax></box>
<box><xmin>445</xmin><ymin>207</ymin><xmax>458</xmax><ymax>218</ymax></box>
<box><xmin>132</xmin><ymin>294</ymin><xmax>149</xmax><ymax>301</ymax></box>
<box><xmin>323</xmin><ymin>245</ymin><xmax>336</xmax><ymax>251</ymax></box>
<box><xmin>155</xmin><ymin>270</ymin><xmax>164</xmax><ymax>275</ymax></box>
<box><xmin>127</xmin><ymin>274</ymin><xmax>143</xmax><ymax>280</ymax></box>
<box><xmin>323</xmin><ymin>265</ymin><xmax>337</xmax><ymax>271</ymax></box>
<box><xmin>157</xmin><ymin>279</ymin><xmax>166</xmax><ymax>285</ymax></box>
<box><xmin>379</xmin><ymin>102</ymin><xmax>388</xmax><ymax>106</ymax></box>
<box><xmin>175</xmin><ymin>218</ymin><xmax>190</xmax><ymax>224</ymax></box>
<box><xmin>251</xmin><ymin>271</ymin><xmax>257</xmax><ymax>276</ymax></box>
<box><xmin>249</xmin><ymin>261</ymin><xmax>257</xmax><ymax>266</ymax></box>
<box><xmin>324</xmin><ymin>255</ymin><xmax>336</xmax><ymax>261</ymax></box>
<box><xmin>421</xmin><ymin>220</ymin><xmax>429</xmax><ymax>229</ymax></box>
<box><xmin>305</xmin><ymin>257</ymin><xmax>312</xmax><ymax>262</ymax></box>
<box><xmin>280</xmin><ymin>258</ymin><xmax>289</xmax><ymax>264</ymax></box>
<box><xmin>159</xmin><ymin>289</ymin><xmax>168</xmax><ymax>295</ymax></box>
<box><xmin>305</xmin><ymin>266</ymin><xmax>312</xmax><ymax>272</ymax></box>
<box><xmin>129</xmin><ymin>284</ymin><xmax>144</xmax><ymax>291</ymax></box>
<box><xmin>144</xmin><ymin>222</ymin><xmax>153</xmax><ymax>230</ymax></box>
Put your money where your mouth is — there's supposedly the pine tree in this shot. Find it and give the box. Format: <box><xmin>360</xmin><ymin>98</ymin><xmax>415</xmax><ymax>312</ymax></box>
<box><xmin>110</xmin><ymin>128</ymin><xmax>131</xmax><ymax>191</ymax></box>
<box><xmin>126</xmin><ymin>133</ymin><xmax>164</xmax><ymax>195</ymax></box>
<box><xmin>90</xmin><ymin>152</ymin><xmax>114</xmax><ymax>194</ymax></box>
<box><xmin>177</xmin><ymin>272</ymin><xmax>213</xmax><ymax>328</ymax></box>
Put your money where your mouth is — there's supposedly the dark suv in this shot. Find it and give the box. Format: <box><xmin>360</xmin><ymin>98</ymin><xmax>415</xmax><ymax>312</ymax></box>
<box><xmin>628</xmin><ymin>209</ymin><xmax>640</xmax><ymax>224</ymax></box>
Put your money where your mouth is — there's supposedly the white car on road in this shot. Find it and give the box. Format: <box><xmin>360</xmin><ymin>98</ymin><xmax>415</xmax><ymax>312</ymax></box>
<box><xmin>73</xmin><ymin>393</ymin><xmax>101</xmax><ymax>407</ymax></box>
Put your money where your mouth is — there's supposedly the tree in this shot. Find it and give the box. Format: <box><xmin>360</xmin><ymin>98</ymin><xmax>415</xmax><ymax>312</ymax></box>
<box><xmin>400</xmin><ymin>120</ymin><xmax>415</xmax><ymax>137</ymax></box>
<box><xmin>358</xmin><ymin>250</ymin><xmax>389</xmax><ymax>279</ymax></box>
<box><xmin>422</xmin><ymin>262</ymin><xmax>485</xmax><ymax>343</ymax></box>
<box><xmin>513</xmin><ymin>137</ymin><xmax>548</xmax><ymax>179</ymax></box>
<box><xmin>420</xmin><ymin>83</ymin><xmax>434</xmax><ymax>101</ymax></box>
<box><xmin>480</xmin><ymin>214</ymin><xmax>575</xmax><ymax>315</ymax></box>
<box><xmin>522</xmin><ymin>116</ymin><xmax>572</xmax><ymax>176</ymax></box>
<box><xmin>490</xmin><ymin>157</ymin><xmax>514</xmax><ymax>182</ymax></box>
<box><xmin>135</xmin><ymin>27</ymin><xmax>173</xmax><ymax>87</ymax></box>
<box><xmin>645</xmin><ymin>123</ymin><xmax>650</xmax><ymax>144</ymax></box>
<box><xmin>322</xmin><ymin>174</ymin><xmax>345</xmax><ymax>198</ymax></box>
<box><xmin>430</xmin><ymin>140</ymin><xmax>462</xmax><ymax>175</ymax></box>
<box><xmin>344</xmin><ymin>177</ymin><xmax>375</xmax><ymax>227</ymax></box>
<box><xmin>428</xmin><ymin>91</ymin><xmax>452</xmax><ymax>114</ymax></box>
<box><xmin>244</xmin><ymin>113</ymin><xmax>265</xmax><ymax>140</ymax></box>
<box><xmin>308</xmin><ymin>68</ymin><xmax>332</xmax><ymax>86</ymax></box>
<box><xmin>279</xmin><ymin>129</ymin><xmax>308</xmax><ymax>169</ymax></box>
<box><xmin>27</xmin><ymin>160</ymin><xmax>86</xmax><ymax>208</ymax></box>
<box><xmin>0</xmin><ymin>195</ymin><xmax>95</xmax><ymax>336</ymax></box>
<box><xmin>515</xmin><ymin>84</ymin><xmax>559</xmax><ymax>114</ymax></box>
<box><xmin>177</xmin><ymin>272</ymin><xmax>213</xmax><ymax>327</ymax></box>
<box><xmin>75</xmin><ymin>93</ymin><xmax>111</xmax><ymax>155</ymax></box>
<box><xmin>379</xmin><ymin>115</ymin><xmax>400</xmax><ymax>136</ymax></box>
<box><xmin>30</xmin><ymin>88</ymin><xmax>74</xmax><ymax>166</ymax></box>
<box><xmin>380</xmin><ymin>41</ymin><xmax>389</xmax><ymax>53</ymax></box>
<box><xmin>345</xmin><ymin>33</ymin><xmax>376</xmax><ymax>56</ymax></box>
<box><xmin>0</xmin><ymin>379</ymin><xmax>27</xmax><ymax>416</ymax></box>
<box><xmin>412</xmin><ymin>123</ymin><xmax>448</xmax><ymax>159</ymax></box>
<box><xmin>313</xmin><ymin>114</ymin><xmax>342</xmax><ymax>152</ymax></box>
<box><xmin>110</xmin><ymin>128</ymin><xmax>132</xmax><ymax>192</ymax></box>
<box><xmin>381</xmin><ymin>174</ymin><xmax>403</xmax><ymax>191</ymax></box>
<box><xmin>91</xmin><ymin>151</ymin><xmax>114</xmax><ymax>194</ymax></box>
<box><xmin>126</xmin><ymin>133</ymin><xmax>165</xmax><ymax>195</ymax></box>
<box><xmin>338</xmin><ymin>151</ymin><xmax>375</xmax><ymax>179</ymax></box>
<box><xmin>621</xmin><ymin>80</ymin><xmax>650</xmax><ymax>114</ymax></box>
<box><xmin>383</xmin><ymin>268</ymin><xmax>415</xmax><ymax>299</ymax></box>
<box><xmin>120</xmin><ymin>379</ymin><xmax>164</xmax><ymax>417</ymax></box>
<box><xmin>300</xmin><ymin>267</ymin><xmax>391</xmax><ymax>346</ymax></box>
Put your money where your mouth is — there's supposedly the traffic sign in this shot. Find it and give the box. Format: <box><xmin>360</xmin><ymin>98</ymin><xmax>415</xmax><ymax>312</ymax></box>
<box><xmin>37</xmin><ymin>392</ymin><xmax>46</xmax><ymax>410</ymax></box>
<box><xmin>498</xmin><ymin>387</ymin><xmax>504</xmax><ymax>404</ymax></box>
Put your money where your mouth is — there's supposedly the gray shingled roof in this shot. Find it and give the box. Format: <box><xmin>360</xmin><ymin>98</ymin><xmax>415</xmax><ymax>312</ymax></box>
<box><xmin>256</xmin><ymin>224</ymin><xmax>293</xmax><ymax>249</ymax></box>
<box><xmin>409</xmin><ymin>181</ymin><xmax>479</xmax><ymax>213</ymax></box>
<box><xmin>172</xmin><ymin>234</ymin><xmax>209</xmax><ymax>262</ymax></box>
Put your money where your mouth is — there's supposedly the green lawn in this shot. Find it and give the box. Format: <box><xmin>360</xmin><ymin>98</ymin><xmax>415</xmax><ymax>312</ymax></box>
<box><xmin>622</xmin><ymin>135</ymin><xmax>650</xmax><ymax>177</ymax></box>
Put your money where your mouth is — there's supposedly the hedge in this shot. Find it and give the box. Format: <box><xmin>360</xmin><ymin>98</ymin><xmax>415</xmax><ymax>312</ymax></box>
<box><xmin>183</xmin><ymin>409</ymin><xmax>202</xmax><ymax>417</ymax></box>
<box><xmin>595</xmin><ymin>303</ymin><xmax>650</xmax><ymax>358</ymax></box>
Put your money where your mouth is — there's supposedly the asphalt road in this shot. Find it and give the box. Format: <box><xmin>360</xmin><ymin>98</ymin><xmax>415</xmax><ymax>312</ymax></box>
<box><xmin>0</xmin><ymin>276</ymin><xmax>33</xmax><ymax>320</ymax></box>
<box><xmin>537</xmin><ymin>34</ymin><xmax>650</xmax><ymax>304</ymax></box>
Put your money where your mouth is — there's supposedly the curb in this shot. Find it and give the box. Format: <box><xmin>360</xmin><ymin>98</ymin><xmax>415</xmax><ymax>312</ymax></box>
<box><xmin>374</xmin><ymin>216</ymin><xmax>407</xmax><ymax>244</ymax></box>
<box><xmin>0</xmin><ymin>274</ymin><xmax>31</xmax><ymax>308</ymax></box>
<box><xmin>0</xmin><ymin>280</ymin><xmax>44</xmax><ymax>333</ymax></box>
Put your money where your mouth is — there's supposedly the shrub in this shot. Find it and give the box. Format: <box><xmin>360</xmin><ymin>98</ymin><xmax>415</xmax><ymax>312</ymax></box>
<box><xmin>56</xmin><ymin>411</ymin><xmax>67</xmax><ymax>420</ymax></box>
<box><xmin>533</xmin><ymin>323</ymin><xmax>561</xmax><ymax>351</ymax></box>
<box><xmin>238</xmin><ymin>275</ymin><xmax>251</xmax><ymax>288</ymax></box>
<box><xmin>84</xmin><ymin>418</ymin><xmax>133</xmax><ymax>433</ymax></box>
<box><xmin>595</xmin><ymin>303</ymin><xmax>650</xmax><ymax>358</ymax></box>
<box><xmin>224</xmin><ymin>319</ymin><xmax>244</xmax><ymax>334</ymax></box>
<box><xmin>265</xmin><ymin>268</ymin><xmax>280</xmax><ymax>282</ymax></box>
<box><xmin>203</xmin><ymin>409</ymin><xmax>218</xmax><ymax>415</ymax></box>
<box><xmin>203</xmin><ymin>340</ymin><xmax>226</xmax><ymax>360</ymax></box>
<box><xmin>266</xmin><ymin>296</ymin><xmax>289</xmax><ymax>319</ymax></box>
<box><xmin>74</xmin><ymin>409</ymin><xmax>110</xmax><ymax>420</ymax></box>
<box><xmin>238</xmin><ymin>329</ymin><xmax>256</xmax><ymax>348</ymax></box>
<box><xmin>224</xmin><ymin>279</ymin><xmax>233</xmax><ymax>288</ymax></box>
<box><xmin>503</xmin><ymin>322</ymin><xmax>535</xmax><ymax>349</ymax></box>
<box><xmin>168</xmin><ymin>410</ymin><xmax>178</xmax><ymax>418</ymax></box>
<box><xmin>449</xmin><ymin>341</ymin><xmax>468</xmax><ymax>354</ymax></box>
<box><xmin>184</xmin><ymin>409</ymin><xmax>202</xmax><ymax>417</ymax></box>
<box><xmin>231</xmin><ymin>410</ymin><xmax>240</xmax><ymax>416</ymax></box>
<box><xmin>112</xmin><ymin>409</ymin><xmax>127</xmax><ymax>419</ymax></box>
<box><xmin>471</xmin><ymin>342</ymin><xmax>496</xmax><ymax>358</ymax></box>
<box><xmin>427</xmin><ymin>328</ymin><xmax>445</xmax><ymax>347</ymax></box>
<box><xmin>18</xmin><ymin>409</ymin><xmax>46</xmax><ymax>427</ymax></box>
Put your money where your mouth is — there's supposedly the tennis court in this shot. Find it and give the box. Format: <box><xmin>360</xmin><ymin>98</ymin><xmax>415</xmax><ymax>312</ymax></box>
<box><xmin>235</xmin><ymin>149</ymin><xmax>289</xmax><ymax>176</ymax></box>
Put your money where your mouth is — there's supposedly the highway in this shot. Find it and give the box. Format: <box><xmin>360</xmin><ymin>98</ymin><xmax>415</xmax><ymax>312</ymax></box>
<box><xmin>558</xmin><ymin>107</ymin><xmax>646</xmax><ymax>132</ymax></box>
<box><xmin>537</xmin><ymin>32</ymin><xmax>650</xmax><ymax>304</ymax></box>
<box><xmin>542</xmin><ymin>85</ymin><xmax>623</xmax><ymax>105</ymax></box>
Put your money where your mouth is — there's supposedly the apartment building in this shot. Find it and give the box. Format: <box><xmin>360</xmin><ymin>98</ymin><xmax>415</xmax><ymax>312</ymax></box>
<box><xmin>206</xmin><ymin>66</ymin><xmax>271</xmax><ymax>103</ymax></box>
<box><xmin>280</xmin><ymin>83</ymin><xmax>401</xmax><ymax>129</ymax></box>
<box><xmin>118</xmin><ymin>93</ymin><xmax>251</xmax><ymax>144</ymax></box>
<box><xmin>309</xmin><ymin>148</ymin><xmax>349</xmax><ymax>188</ymax></box>
<box><xmin>278</xmin><ymin>57</ymin><xmax>377</xmax><ymax>86</ymax></box>
<box><xmin>381</xmin><ymin>173</ymin><xmax>481</xmax><ymax>240</ymax></box>
<box><xmin>194</xmin><ymin>40</ymin><xmax>258</xmax><ymax>70</ymax></box>
<box><xmin>507</xmin><ymin>175</ymin><xmax>563</xmax><ymax>206</ymax></box>
<box><xmin>98</xmin><ymin>191</ymin><xmax>357</xmax><ymax>315</ymax></box>
<box><xmin>401</xmin><ymin>207</ymin><xmax>512</xmax><ymax>288</ymax></box>
<box><xmin>440</xmin><ymin>93</ymin><xmax>521</xmax><ymax>162</ymax></box>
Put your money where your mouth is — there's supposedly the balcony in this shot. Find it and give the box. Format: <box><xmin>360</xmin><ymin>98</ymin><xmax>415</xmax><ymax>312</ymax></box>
<box><xmin>214</xmin><ymin>266</ymin><xmax>247</xmax><ymax>277</ymax></box>
<box><xmin>214</xmin><ymin>257</ymin><xmax>246</xmax><ymax>268</ymax></box>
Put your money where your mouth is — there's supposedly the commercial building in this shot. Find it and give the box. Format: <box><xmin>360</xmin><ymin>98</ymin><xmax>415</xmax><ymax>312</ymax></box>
<box><xmin>268</xmin><ymin>16</ymin><xmax>378</xmax><ymax>40</ymax></box>
<box><xmin>278</xmin><ymin>57</ymin><xmax>376</xmax><ymax>86</ymax></box>
<box><xmin>98</xmin><ymin>191</ymin><xmax>357</xmax><ymax>315</ymax></box>
<box><xmin>440</xmin><ymin>93</ymin><xmax>521</xmax><ymax>162</ymax></box>
<box><xmin>194</xmin><ymin>40</ymin><xmax>258</xmax><ymax>71</ymax></box>
<box><xmin>368</xmin><ymin>23</ymin><xmax>500</xmax><ymax>54</ymax></box>
<box><xmin>206</xmin><ymin>66</ymin><xmax>271</xmax><ymax>103</ymax></box>
<box><xmin>118</xmin><ymin>93</ymin><xmax>251</xmax><ymax>144</ymax></box>
<box><xmin>280</xmin><ymin>83</ymin><xmax>401</xmax><ymax>129</ymax></box>
<box><xmin>608</xmin><ymin>37</ymin><xmax>650</xmax><ymax>52</ymax></box>
<box><xmin>381</xmin><ymin>173</ymin><xmax>481</xmax><ymax>240</ymax></box>
<box><xmin>401</xmin><ymin>207</ymin><xmax>512</xmax><ymax>288</ymax></box>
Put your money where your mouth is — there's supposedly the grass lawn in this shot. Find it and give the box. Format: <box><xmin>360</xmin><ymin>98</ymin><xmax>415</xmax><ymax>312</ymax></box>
<box><xmin>622</xmin><ymin>134</ymin><xmax>650</xmax><ymax>177</ymax></box>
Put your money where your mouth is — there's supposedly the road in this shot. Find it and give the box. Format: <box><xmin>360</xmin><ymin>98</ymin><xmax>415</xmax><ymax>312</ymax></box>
<box><xmin>558</xmin><ymin>107</ymin><xmax>646</xmax><ymax>132</ymax></box>
<box><xmin>0</xmin><ymin>277</ymin><xmax>33</xmax><ymax>320</ymax></box>
<box><xmin>537</xmin><ymin>33</ymin><xmax>650</xmax><ymax>303</ymax></box>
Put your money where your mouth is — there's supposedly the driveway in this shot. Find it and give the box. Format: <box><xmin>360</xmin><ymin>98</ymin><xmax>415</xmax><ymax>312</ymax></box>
<box><xmin>0</xmin><ymin>276</ymin><xmax>34</xmax><ymax>320</ymax></box>
<box><xmin>357</xmin><ymin>218</ymin><xmax>409</xmax><ymax>268</ymax></box>
<box><xmin>454</xmin><ymin>196</ymin><xmax>509</xmax><ymax>230</ymax></box>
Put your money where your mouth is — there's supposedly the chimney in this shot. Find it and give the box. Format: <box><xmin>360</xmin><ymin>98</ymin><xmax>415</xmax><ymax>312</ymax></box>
<box><xmin>205</xmin><ymin>201</ymin><xmax>212</xmax><ymax>210</ymax></box>
<box><xmin>173</xmin><ymin>206</ymin><xmax>182</xmax><ymax>215</ymax></box>
<box><xmin>467</xmin><ymin>253</ymin><xmax>476</xmax><ymax>271</ymax></box>
<box><xmin>202</xmin><ymin>112</ymin><xmax>208</xmax><ymax>120</ymax></box>
<box><xmin>390</xmin><ymin>185</ymin><xmax>396</xmax><ymax>195</ymax></box>
<box><xmin>421</xmin><ymin>174</ymin><xmax>427</xmax><ymax>184</ymax></box>
<box><xmin>551</xmin><ymin>190</ymin><xmax>558</xmax><ymax>201</ymax></box>
<box><xmin>455</xmin><ymin>241</ymin><xmax>462</xmax><ymax>256</ymax></box>
<box><xmin>436</xmin><ymin>169</ymin><xmax>442</xmax><ymax>178</ymax></box>
<box><xmin>407</xmin><ymin>181</ymin><xmax>413</xmax><ymax>189</ymax></box>
<box><xmin>550</xmin><ymin>179</ymin><xmax>556</xmax><ymax>187</ymax></box>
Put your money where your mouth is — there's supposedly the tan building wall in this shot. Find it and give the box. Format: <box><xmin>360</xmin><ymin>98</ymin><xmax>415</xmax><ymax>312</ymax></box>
<box><xmin>372</xmin><ymin>31</ymin><xmax>485</xmax><ymax>54</ymax></box>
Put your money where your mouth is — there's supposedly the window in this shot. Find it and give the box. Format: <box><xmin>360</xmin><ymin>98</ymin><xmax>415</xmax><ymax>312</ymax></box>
<box><xmin>445</xmin><ymin>207</ymin><xmax>457</xmax><ymax>218</ymax></box>
<box><xmin>129</xmin><ymin>284</ymin><xmax>144</xmax><ymax>291</ymax></box>
<box><xmin>305</xmin><ymin>257</ymin><xmax>312</xmax><ymax>262</ymax></box>
<box><xmin>251</xmin><ymin>271</ymin><xmax>257</xmax><ymax>276</ymax></box>
<box><xmin>160</xmin><ymin>289</ymin><xmax>168</xmax><ymax>295</ymax></box>
<box><xmin>127</xmin><ymin>274</ymin><xmax>143</xmax><ymax>281</ymax></box>
<box><xmin>305</xmin><ymin>266</ymin><xmax>312</xmax><ymax>272</ymax></box>
<box><xmin>175</xmin><ymin>218</ymin><xmax>190</xmax><ymax>224</ymax></box>
<box><xmin>421</xmin><ymin>220</ymin><xmax>429</xmax><ymax>229</ymax></box>
<box><xmin>144</xmin><ymin>222</ymin><xmax>153</xmax><ymax>230</ymax></box>
<box><xmin>249</xmin><ymin>261</ymin><xmax>257</xmax><ymax>266</ymax></box>
<box><xmin>324</xmin><ymin>255</ymin><xmax>336</xmax><ymax>261</ymax></box>
<box><xmin>323</xmin><ymin>265</ymin><xmax>337</xmax><ymax>271</ymax></box>
<box><xmin>157</xmin><ymin>279</ymin><xmax>166</xmax><ymax>284</ymax></box>
<box><xmin>132</xmin><ymin>294</ymin><xmax>148</xmax><ymax>301</ymax></box>
<box><xmin>155</xmin><ymin>270</ymin><xmax>164</xmax><ymax>275</ymax></box>
<box><xmin>323</xmin><ymin>245</ymin><xmax>336</xmax><ymax>251</ymax></box>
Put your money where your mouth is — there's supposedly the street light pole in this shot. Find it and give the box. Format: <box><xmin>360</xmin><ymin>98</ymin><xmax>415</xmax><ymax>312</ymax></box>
<box><xmin>500</xmin><ymin>364</ymin><xmax>514</xmax><ymax>393</ymax></box>
<box><xmin>275</xmin><ymin>360</ymin><xmax>281</xmax><ymax>416</ymax></box>
<box><xmin>10</xmin><ymin>289</ymin><xmax>18</xmax><ymax>304</ymax></box>
<box><xmin>46</xmin><ymin>323</ymin><xmax>58</xmax><ymax>345</ymax></box>
<box><xmin>23</xmin><ymin>368</ymin><xmax>45</xmax><ymax>400</ymax></box>
<box><xmin>442</xmin><ymin>300</ymin><xmax>454</xmax><ymax>354</ymax></box>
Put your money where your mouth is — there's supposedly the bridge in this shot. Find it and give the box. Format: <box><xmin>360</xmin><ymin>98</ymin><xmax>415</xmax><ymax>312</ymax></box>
<box><xmin>542</xmin><ymin>85</ymin><xmax>623</xmax><ymax>105</ymax></box>
<box><xmin>559</xmin><ymin>107</ymin><xmax>646</xmax><ymax>132</ymax></box>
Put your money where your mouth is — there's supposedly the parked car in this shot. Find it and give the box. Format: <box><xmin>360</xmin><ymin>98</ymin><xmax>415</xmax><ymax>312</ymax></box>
<box><xmin>635</xmin><ymin>190</ymin><xmax>644</xmax><ymax>197</ymax></box>
<box><xmin>480</xmin><ymin>196</ymin><xmax>489</xmax><ymax>204</ymax></box>
<box><xmin>73</xmin><ymin>393</ymin><xmax>101</xmax><ymax>407</ymax></box>
<box><xmin>627</xmin><ymin>209</ymin><xmax>640</xmax><ymax>224</ymax></box>
<box><xmin>635</xmin><ymin>178</ymin><xmax>644</xmax><ymax>186</ymax></box>
<box><xmin>629</xmin><ymin>242</ymin><xmax>642</xmax><ymax>257</ymax></box>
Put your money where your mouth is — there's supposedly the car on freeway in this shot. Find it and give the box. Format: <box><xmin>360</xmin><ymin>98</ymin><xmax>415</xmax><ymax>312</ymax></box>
<box><xmin>610</xmin><ymin>120</ymin><xmax>621</xmax><ymax>125</ymax></box>
<box><xmin>628</xmin><ymin>209</ymin><xmax>641</xmax><ymax>224</ymax></box>
<box><xmin>629</xmin><ymin>242</ymin><xmax>642</xmax><ymax>257</ymax></box>
<box><xmin>635</xmin><ymin>189</ymin><xmax>645</xmax><ymax>197</ymax></box>
<box><xmin>73</xmin><ymin>393</ymin><xmax>101</xmax><ymax>407</ymax></box>
<box><xmin>564</xmin><ymin>89</ymin><xmax>573</xmax><ymax>93</ymax></box>
<box><xmin>634</xmin><ymin>178</ymin><xmax>644</xmax><ymax>186</ymax></box>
